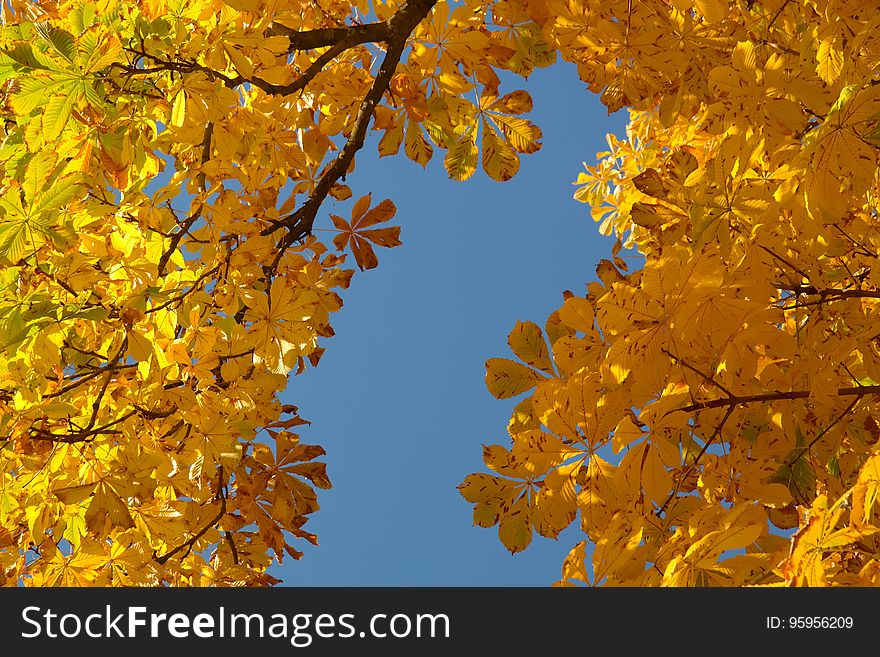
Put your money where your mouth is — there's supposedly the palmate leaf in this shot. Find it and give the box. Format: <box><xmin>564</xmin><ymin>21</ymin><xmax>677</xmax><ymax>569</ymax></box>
<box><xmin>331</xmin><ymin>195</ymin><xmax>401</xmax><ymax>270</ymax></box>
<box><xmin>85</xmin><ymin>482</ymin><xmax>135</xmax><ymax>533</ymax></box>
<box><xmin>804</xmin><ymin>83</ymin><xmax>880</xmax><ymax>220</ymax></box>
<box><xmin>0</xmin><ymin>0</ymin><xmax>874</xmax><ymax>592</ymax></box>
<box><xmin>0</xmin><ymin>194</ymin><xmax>65</xmax><ymax>262</ymax></box>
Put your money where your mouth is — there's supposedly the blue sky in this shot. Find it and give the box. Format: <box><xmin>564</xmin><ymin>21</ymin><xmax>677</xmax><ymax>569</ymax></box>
<box><xmin>277</xmin><ymin>60</ymin><xmax>628</xmax><ymax>586</ymax></box>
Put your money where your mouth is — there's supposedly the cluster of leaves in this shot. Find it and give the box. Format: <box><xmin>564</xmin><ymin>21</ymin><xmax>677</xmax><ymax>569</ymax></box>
<box><xmin>0</xmin><ymin>0</ymin><xmax>552</xmax><ymax>586</ymax></box>
<box><xmin>4</xmin><ymin>0</ymin><xmax>877</xmax><ymax>589</ymax></box>
<box><xmin>460</xmin><ymin>0</ymin><xmax>880</xmax><ymax>586</ymax></box>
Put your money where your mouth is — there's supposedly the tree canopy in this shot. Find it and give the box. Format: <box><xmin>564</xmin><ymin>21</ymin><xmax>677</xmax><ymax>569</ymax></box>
<box><xmin>460</xmin><ymin>0</ymin><xmax>880</xmax><ymax>586</ymax></box>
<box><xmin>1</xmin><ymin>0</ymin><xmax>879</xmax><ymax>587</ymax></box>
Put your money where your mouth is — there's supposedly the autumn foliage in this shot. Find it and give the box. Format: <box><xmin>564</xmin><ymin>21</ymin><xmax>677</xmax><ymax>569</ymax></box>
<box><xmin>1</xmin><ymin>0</ymin><xmax>879</xmax><ymax>587</ymax></box>
<box><xmin>459</xmin><ymin>0</ymin><xmax>880</xmax><ymax>586</ymax></box>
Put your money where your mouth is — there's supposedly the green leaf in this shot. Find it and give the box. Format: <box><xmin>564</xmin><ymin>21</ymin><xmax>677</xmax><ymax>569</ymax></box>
<box><xmin>33</xmin><ymin>177</ymin><xmax>84</xmax><ymax>216</ymax></box>
<box><xmin>43</xmin><ymin>83</ymin><xmax>84</xmax><ymax>140</ymax></box>
<box><xmin>0</xmin><ymin>267</ymin><xmax>19</xmax><ymax>293</ymax></box>
<box><xmin>11</xmin><ymin>76</ymin><xmax>76</xmax><ymax>115</ymax></box>
<box><xmin>76</xmin><ymin>31</ymin><xmax>99</xmax><ymax>67</ymax></box>
<box><xmin>34</xmin><ymin>24</ymin><xmax>77</xmax><ymax>64</ymax></box>
<box><xmin>62</xmin><ymin>305</ymin><xmax>110</xmax><ymax>322</ymax></box>
<box><xmin>0</xmin><ymin>43</ymin><xmax>64</xmax><ymax>76</ymax></box>
<box><xmin>78</xmin><ymin>31</ymin><xmax>121</xmax><ymax>73</ymax></box>
<box><xmin>83</xmin><ymin>81</ymin><xmax>105</xmax><ymax>109</ymax></box>
<box><xmin>0</xmin><ymin>303</ymin><xmax>28</xmax><ymax>348</ymax></box>
<box><xmin>69</xmin><ymin>3</ymin><xmax>98</xmax><ymax>34</ymax></box>
<box><xmin>23</xmin><ymin>151</ymin><xmax>57</xmax><ymax>205</ymax></box>
<box><xmin>826</xmin><ymin>455</ymin><xmax>841</xmax><ymax>479</ymax></box>
<box><xmin>771</xmin><ymin>427</ymin><xmax>817</xmax><ymax>505</ymax></box>
<box><xmin>0</xmin><ymin>196</ymin><xmax>25</xmax><ymax>222</ymax></box>
<box><xmin>0</xmin><ymin>220</ymin><xmax>34</xmax><ymax>263</ymax></box>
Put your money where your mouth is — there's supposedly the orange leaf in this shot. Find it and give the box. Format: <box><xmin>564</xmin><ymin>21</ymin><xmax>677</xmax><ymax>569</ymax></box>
<box><xmin>359</xmin><ymin>226</ymin><xmax>402</xmax><ymax>248</ymax></box>
<box><xmin>332</xmin><ymin>197</ymin><xmax>401</xmax><ymax>269</ymax></box>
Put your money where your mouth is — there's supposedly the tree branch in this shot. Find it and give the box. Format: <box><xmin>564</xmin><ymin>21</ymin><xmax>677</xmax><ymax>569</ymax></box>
<box><xmin>156</xmin><ymin>204</ymin><xmax>204</xmax><ymax>276</ymax></box>
<box><xmin>154</xmin><ymin>467</ymin><xmax>227</xmax><ymax>565</ymax></box>
<box><xmin>773</xmin><ymin>283</ymin><xmax>880</xmax><ymax>300</ymax></box>
<box><xmin>671</xmin><ymin>385</ymin><xmax>880</xmax><ymax>415</ymax></box>
<box><xmin>144</xmin><ymin>265</ymin><xmax>220</xmax><ymax>315</ymax></box>
<box><xmin>261</xmin><ymin>0</ymin><xmax>438</xmax><ymax>264</ymax></box>
<box><xmin>788</xmin><ymin>397</ymin><xmax>860</xmax><ymax>467</ymax></box>
<box><xmin>758</xmin><ymin>243</ymin><xmax>810</xmax><ymax>281</ymax></box>
<box><xmin>267</xmin><ymin>21</ymin><xmax>391</xmax><ymax>52</ymax></box>
<box><xmin>658</xmin><ymin>405</ymin><xmax>735</xmax><ymax>515</ymax></box>
<box><xmin>662</xmin><ymin>348</ymin><xmax>734</xmax><ymax>397</ymax></box>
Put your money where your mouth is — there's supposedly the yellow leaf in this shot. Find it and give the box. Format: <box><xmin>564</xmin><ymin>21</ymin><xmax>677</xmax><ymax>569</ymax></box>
<box><xmin>816</xmin><ymin>38</ymin><xmax>844</xmax><ymax>85</ymax></box>
<box><xmin>222</xmin><ymin>0</ymin><xmax>262</xmax><ymax>11</ymax></box>
<box><xmin>444</xmin><ymin>125</ymin><xmax>478</xmax><ymax>181</ymax></box>
<box><xmin>485</xmin><ymin>357</ymin><xmax>544</xmax><ymax>398</ymax></box>
<box><xmin>222</xmin><ymin>42</ymin><xmax>255</xmax><ymax>78</ymax></box>
<box><xmin>404</xmin><ymin>120</ymin><xmax>432</xmax><ymax>167</ymax></box>
<box><xmin>630</xmin><ymin>202</ymin><xmax>685</xmax><ymax>228</ymax></box>
<box><xmin>489</xmin><ymin>90</ymin><xmax>533</xmax><ymax>115</ymax></box>
<box><xmin>489</xmin><ymin>114</ymin><xmax>542</xmax><ymax>154</ymax></box>
<box><xmin>632</xmin><ymin>169</ymin><xmax>668</xmax><ymax>199</ymax></box>
<box><xmin>612</xmin><ymin>415</ymin><xmax>642</xmax><ymax>453</ymax></box>
<box><xmin>694</xmin><ymin>0</ymin><xmax>727</xmax><ymax>24</ymax></box>
<box><xmin>593</xmin><ymin>513</ymin><xmax>643</xmax><ymax>582</ymax></box>
<box><xmin>557</xmin><ymin>297</ymin><xmax>594</xmax><ymax>333</ymax></box>
<box><xmin>558</xmin><ymin>541</ymin><xmax>589</xmax><ymax>585</ymax></box>
<box><xmin>481</xmin><ymin>121</ymin><xmax>519</xmax><ymax>181</ymax></box>
<box><xmin>534</xmin><ymin>463</ymin><xmax>578</xmax><ymax>538</ymax></box>
<box><xmin>85</xmin><ymin>482</ymin><xmax>134</xmax><ymax>534</ymax></box>
<box><xmin>256</xmin><ymin>65</ymin><xmax>293</xmax><ymax>86</ymax></box>
<box><xmin>497</xmin><ymin>494</ymin><xmax>531</xmax><ymax>553</ymax></box>
<box><xmin>507</xmin><ymin>320</ymin><xmax>553</xmax><ymax>374</ymax></box>
<box><xmin>732</xmin><ymin>41</ymin><xmax>758</xmax><ymax>77</ymax></box>
<box><xmin>170</xmin><ymin>89</ymin><xmax>186</xmax><ymax>127</ymax></box>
